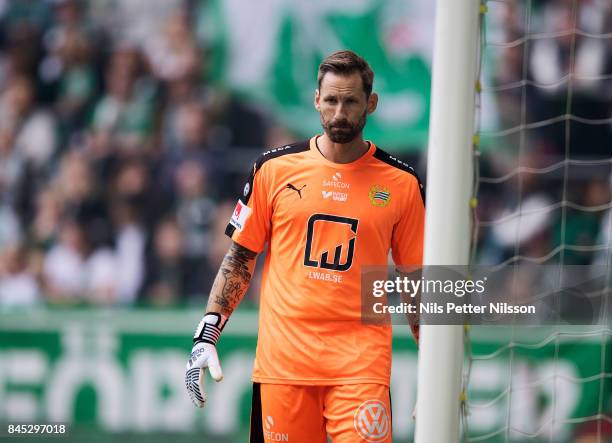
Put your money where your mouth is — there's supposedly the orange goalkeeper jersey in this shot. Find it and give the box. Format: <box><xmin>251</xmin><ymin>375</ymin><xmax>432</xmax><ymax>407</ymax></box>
<box><xmin>226</xmin><ymin>136</ymin><xmax>425</xmax><ymax>386</ymax></box>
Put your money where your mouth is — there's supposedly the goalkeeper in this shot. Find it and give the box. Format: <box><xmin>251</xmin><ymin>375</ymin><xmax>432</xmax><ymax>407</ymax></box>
<box><xmin>185</xmin><ymin>50</ymin><xmax>424</xmax><ymax>443</ymax></box>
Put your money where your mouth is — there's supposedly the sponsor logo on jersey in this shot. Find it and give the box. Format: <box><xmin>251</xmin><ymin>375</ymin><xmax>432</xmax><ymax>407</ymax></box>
<box><xmin>307</xmin><ymin>270</ymin><xmax>343</xmax><ymax>283</ymax></box>
<box><xmin>263</xmin><ymin>415</ymin><xmax>289</xmax><ymax>441</ymax></box>
<box><xmin>286</xmin><ymin>183</ymin><xmax>306</xmax><ymax>198</ymax></box>
<box><xmin>243</xmin><ymin>182</ymin><xmax>250</xmax><ymax>196</ymax></box>
<box><xmin>322</xmin><ymin>171</ymin><xmax>350</xmax><ymax>189</ymax></box>
<box><xmin>354</xmin><ymin>400</ymin><xmax>390</xmax><ymax>442</ymax></box>
<box><xmin>321</xmin><ymin>190</ymin><xmax>348</xmax><ymax>202</ymax></box>
<box><xmin>368</xmin><ymin>185</ymin><xmax>391</xmax><ymax>207</ymax></box>
<box><xmin>304</xmin><ymin>214</ymin><xmax>358</xmax><ymax>272</ymax></box>
<box><xmin>229</xmin><ymin>200</ymin><xmax>252</xmax><ymax>231</ymax></box>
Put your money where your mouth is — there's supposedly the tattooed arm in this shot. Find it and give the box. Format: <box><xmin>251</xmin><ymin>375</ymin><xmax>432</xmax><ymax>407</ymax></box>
<box><xmin>185</xmin><ymin>241</ymin><xmax>258</xmax><ymax>407</ymax></box>
<box><xmin>205</xmin><ymin>241</ymin><xmax>258</xmax><ymax>316</ymax></box>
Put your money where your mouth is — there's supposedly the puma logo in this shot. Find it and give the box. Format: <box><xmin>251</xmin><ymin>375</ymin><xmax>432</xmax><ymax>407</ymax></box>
<box><xmin>286</xmin><ymin>183</ymin><xmax>306</xmax><ymax>198</ymax></box>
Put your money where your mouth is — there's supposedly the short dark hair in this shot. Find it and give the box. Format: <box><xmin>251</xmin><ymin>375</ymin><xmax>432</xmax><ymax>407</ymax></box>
<box><xmin>317</xmin><ymin>50</ymin><xmax>374</xmax><ymax>98</ymax></box>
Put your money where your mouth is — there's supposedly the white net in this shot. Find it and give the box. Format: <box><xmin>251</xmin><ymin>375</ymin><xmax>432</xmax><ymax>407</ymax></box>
<box><xmin>463</xmin><ymin>1</ymin><xmax>612</xmax><ymax>442</ymax></box>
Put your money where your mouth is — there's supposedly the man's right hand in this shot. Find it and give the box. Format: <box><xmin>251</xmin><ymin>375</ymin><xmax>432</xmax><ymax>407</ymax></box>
<box><xmin>185</xmin><ymin>341</ymin><xmax>223</xmax><ymax>408</ymax></box>
<box><xmin>185</xmin><ymin>312</ymin><xmax>227</xmax><ymax>408</ymax></box>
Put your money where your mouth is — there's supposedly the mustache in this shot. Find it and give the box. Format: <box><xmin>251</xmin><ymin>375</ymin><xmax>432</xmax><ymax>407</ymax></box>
<box><xmin>330</xmin><ymin>120</ymin><xmax>352</xmax><ymax>128</ymax></box>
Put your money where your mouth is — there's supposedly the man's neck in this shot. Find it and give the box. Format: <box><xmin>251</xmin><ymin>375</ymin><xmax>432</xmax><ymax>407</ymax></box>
<box><xmin>316</xmin><ymin>134</ymin><xmax>370</xmax><ymax>164</ymax></box>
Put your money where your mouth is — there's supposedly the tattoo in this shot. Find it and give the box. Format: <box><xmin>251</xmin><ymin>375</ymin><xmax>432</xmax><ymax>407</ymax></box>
<box><xmin>208</xmin><ymin>242</ymin><xmax>257</xmax><ymax>316</ymax></box>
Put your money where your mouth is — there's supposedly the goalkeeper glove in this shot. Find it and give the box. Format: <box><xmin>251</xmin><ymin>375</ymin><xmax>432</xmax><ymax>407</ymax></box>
<box><xmin>185</xmin><ymin>312</ymin><xmax>227</xmax><ymax>408</ymax></box>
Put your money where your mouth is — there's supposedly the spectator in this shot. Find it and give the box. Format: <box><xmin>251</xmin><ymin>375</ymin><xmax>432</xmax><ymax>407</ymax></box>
<box><xmin>112</xmin><ymin>158</ymin><xmax>171</xmax><ymax>230</ymax></box>
<box><xmin>110</xmin><ymin>200</ymin><xmax>146</xmax><ymax>305</ymax></box>
<box><xmin>528</xmin><ymin>1</ymin><xmax>612</xmax><ymax>157</ymax></box>
<box><xmin>90</xmin><ymin>47</ymin><xmax>155</xmax><ymax>153</ymax></box>
<box><xmin>590</xmin><ymin>173</ymin><xmax>612</xmax><ymax>267</ymax></box>
<box><xmin>143</xmin><ymin>217</ymin><xmax>189</xmax><ymax>306</ymax></box>
<box><xmin>53</xmin><ymin>149</ymin><xmax>111</xmax><ymax>249</ymax></box>
<box><xmin>42</xmin><ymin>217</ymin><xmax>117</xmax><ymax>305</ymax></box>
<box><xmin>174</xmin><ymin>161</ymin><xmax>217</xmax><ymax>291</ymax></box>
<box><xmin>0</xmin><ymin>243</ymin><xmax>40</xmax><ymax>307</ymax></box>
<box><xmin>166</xmin><ymin>99</ymin><xmax>209</xmax><ymax>158</ymax></box>
<box><xmin>552</xmin><ymin>177</ymin><xmax>610</xmax><ymax>265</ymax></box>
<box><xmin>29</xmin><ymin>188</ymin><xmax>62</xmax><ymax>251</ymax></box>
<box><xmin>160</xmin><ymin>99</ymin><xmax>226</xmax><ymax>197</ymax></box>
<box><xmin>93</xmin><ymin>0</ymin><xmax>184</xmax><ymax>48</ymax></box>
<box><xmin>0</xmin><ymin>202</ymin><xmax>21</xmax><ymax>250</ymax></box>
<box><xmin>39</xmin><ymin>0</ymin><xmax>98</xmax><ymax>114</ymax></box>
<box><xmin>0</xmin><ymin>75</ymin><xmax>57</xmax><ymax>174</ymax></box>
<box><xmin>159</xmin><ymin>73</ymin><xmax>208</xmax><ymax>154</ymax></box>
<box><xmin>144</xmin><ymin>11</ymin><xmax>200</xmax><ymax>83</ymax></box>
<box><xmin>0</xmin><ymin>76</ymin><xmax>57</xmax><ymax>226</ymax></box>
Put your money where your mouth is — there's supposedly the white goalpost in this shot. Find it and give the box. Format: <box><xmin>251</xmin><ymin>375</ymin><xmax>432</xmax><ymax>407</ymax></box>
<box><xmin>417</xmin><ymin>0</ymin><xmax>612</xmax><ymax>441</ymax></box>
<box><xmin>415</xmin><ymin>1</ymin><xmax>482</xmax><ymax>442</ymax></box>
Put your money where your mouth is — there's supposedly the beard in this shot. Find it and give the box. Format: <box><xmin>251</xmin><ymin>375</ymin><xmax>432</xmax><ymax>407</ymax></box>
<box><xmin>321</xmin><ymin>110</ymin><xmax>367</xmax><ymax>144</ymax></box>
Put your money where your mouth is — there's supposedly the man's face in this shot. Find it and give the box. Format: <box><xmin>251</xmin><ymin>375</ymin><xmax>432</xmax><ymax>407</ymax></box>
<box><xmin>315</xmin><ymin>71</ymin><xmax>377</xmax><ymax>144</ymax></box>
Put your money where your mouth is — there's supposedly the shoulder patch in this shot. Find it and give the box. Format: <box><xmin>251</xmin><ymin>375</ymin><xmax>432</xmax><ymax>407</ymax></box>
<box><xmin>373</xmin><ymin>147</ymin><xmax>426</xmax><ymax>205</ymax></box>
<box><xmin>226</xmin><ymin>140</ymin><xmax>310</xmax><ymax>239</ymax></box>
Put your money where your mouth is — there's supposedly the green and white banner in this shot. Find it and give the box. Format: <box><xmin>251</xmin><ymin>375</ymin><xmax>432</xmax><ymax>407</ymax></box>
<box><xmin>0</xmin><ymin>309</ymin><xmax>609</xmax><ymax>442</ymax></box>
<box><xmin>199</xmin><ymin>0</ymin><xmax>435</xmax><ymax>151</ymax></box>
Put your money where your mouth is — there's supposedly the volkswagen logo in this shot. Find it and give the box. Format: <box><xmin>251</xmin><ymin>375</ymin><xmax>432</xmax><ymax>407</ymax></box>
<box><xmin>353</xmin><ymin>400</ymin><xmax>390</xmax><ymax>442</ymax></box>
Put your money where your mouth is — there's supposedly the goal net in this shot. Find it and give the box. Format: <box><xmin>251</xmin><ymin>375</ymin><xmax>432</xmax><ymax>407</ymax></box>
<box><xmin>463</xmin><ymin>0</ymin><xmax>612</xmax><ymax>442</ymax></box>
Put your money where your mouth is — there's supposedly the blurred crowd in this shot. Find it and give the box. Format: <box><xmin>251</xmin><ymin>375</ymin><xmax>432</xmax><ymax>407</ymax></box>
<box><xmin>0</xmin><ymin>0</ymin><xmax>289</xmax><ymax>307</ymax></box>
<box><xmin>476</xmin><ymin>0</ymin><xmax>612</xmax><ymax>271</ymax></box>
<box><xmin>0</xmin><ymin>0</ymin><xmax>610</xmax><ymax>309</ymax></box>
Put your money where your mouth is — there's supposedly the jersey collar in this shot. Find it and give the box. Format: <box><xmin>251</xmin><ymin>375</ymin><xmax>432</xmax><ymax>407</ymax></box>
<box><xmin>309</xmin><ymin>135</ymin><xmax>376</xmax><ymax>169</ymax></box>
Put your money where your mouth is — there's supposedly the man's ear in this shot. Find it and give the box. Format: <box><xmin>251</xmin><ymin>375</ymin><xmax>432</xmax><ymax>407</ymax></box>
<box><xmin>367</xmin><ymin>92</ymin><xmax>378</xmax><ymax>114</ymax></box>
<box><xmin>314</xmin><ymin>89</ymin><xmax>320</xmax><ymax>111</ymax></box>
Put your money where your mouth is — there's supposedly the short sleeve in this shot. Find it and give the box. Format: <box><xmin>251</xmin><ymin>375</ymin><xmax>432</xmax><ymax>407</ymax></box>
<box><xmin>225</xmin><ymin>160</ymin><xmax>272</xmax><ymax>253</ymax></box>
<box><xmin>391</xmin><ymin>176</ymin><xmax>425</xmax><ymax>267</ymax></box>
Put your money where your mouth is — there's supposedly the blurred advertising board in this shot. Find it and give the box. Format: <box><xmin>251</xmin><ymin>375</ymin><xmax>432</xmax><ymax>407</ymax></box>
<box><xmin>0</xmin><ymin>309</ymin><xmax>609</xmax><ymax>442</ymax></box>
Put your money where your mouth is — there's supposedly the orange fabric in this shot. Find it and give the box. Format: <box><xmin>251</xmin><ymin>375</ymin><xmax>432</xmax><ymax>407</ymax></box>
<box><xmin>230</xmin><ymin>135</ymin><xmax>425</xmax><ymax>386</ymax></box>
<box><xmin>256</xmin><ymin>383</ymin><xmax>392</xmax><ymax>443</ymax></box>
<box><xmin>325</xmin><ymin>384</ymin><xmax>392</xmax><ymax>443</ymax></box>
<box><xmin>257</xmin><ymin>384</ymin><xmax>327</xmax><ymax>443</ymax></box>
